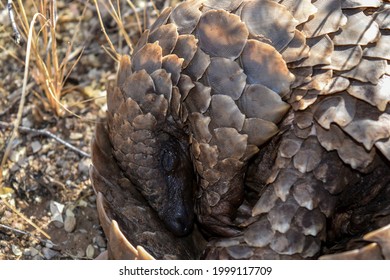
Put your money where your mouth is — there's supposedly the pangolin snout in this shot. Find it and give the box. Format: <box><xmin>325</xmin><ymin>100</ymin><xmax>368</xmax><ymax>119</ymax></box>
<box><xmin>158</xmin><ymin>136</ymin><xmax>195</xmax><ymax>237</ymax></box>
<box><xmin>162</xmin><ymin>206</ymin><xmax>194</xmax><ymax>237</ymax></box>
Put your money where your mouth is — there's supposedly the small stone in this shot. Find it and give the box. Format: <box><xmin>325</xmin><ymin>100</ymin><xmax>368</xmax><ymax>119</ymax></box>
<box><xmin>45</xmin><ymin>240</ymin><xmax>55</xmax><ymax>248</ymax></box>
<box><xmin>33</xmin><ymin>255</ymin><xmax>43</xmax><ymax>260</ymax></box>
<box><xmin>65</xmin><ymin>208</ymin><xmax>75</xmax><ymax>217</ymax></box>
<box><xmin>64</xmin><ymin>215</ymin><xmax>76</xmax><ymax>233</ymax></box>
<box><xmin>11</xmin><ymin>245</ymin><xmax>22</xmax><ymax>256</ymax></box>
<box><xmin>86</xmin><ymin>244</ymin><xmax>95</xmax><ymax>259</ymax></box>
<box><xmin>95</xmin><ymin>236</ymin><xmax>106</xmax><ymax>248</ymax></box>
<box><xmin>31</xmin><ymin>141</ymin><xmax>42</xmax><ymax>153</ymax></box>
<box><xmin>76</xmin><ymin>249</ymin><xmax>85</xmax><ymax>258</ymax></box>
<box><xmin>88</xmin><ymin>194</ymin><xmax>96</xmax><ymax>203</ymax></box>
<box><xmin>78</xmin><ymin>158</ymin><xmax>91</xmax><ymax>176</ymax></box>
<box><xmin>50</xmin><ymin>201</ymin><xmax>65</xmax><ymax>224</ymax></box>
<box><xmin>52</xmin><ymin>221</ymin><xmax>64</xmax><ymax>228</ymax></box>
<box><xmin>77</xmin><ymin>199</ymin><xmax>88</xmax><ymax>208</ymax></box>
<box><xmin>9</xmin><ymin>147</ymin><xmax>26</xmax><ymax>163</ymax></box>
<box><xmin>23</xmin><ymin>248</ymin><xmax>31</xmax><ymax>256</ymax></box>
<box><xmin>69</xmin><ymin>132</ymin><xmax>83</xmax><ymax>140</ymax></box>
<box><xmin>42</xmin><ymin>248</ymin><xmax>59</xmax><ymax>260</ymax></box>
<box><xmin>22</xmin><ymin>117</ymin><xmax>33</xmax><ymax>128</ymax></box>
<box><xmin>29</xmin><ymin>247</ymin><xmax>39</xmax><ymax>257</ymax></box>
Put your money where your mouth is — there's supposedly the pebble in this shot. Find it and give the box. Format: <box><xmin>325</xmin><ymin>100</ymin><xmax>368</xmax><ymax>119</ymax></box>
<box><xmin>11</xmin><ymin>245</ymin><xmax>22</xmax><ymax>256</ymax></box>
<box><xmin>21</xmin><ymin>117</ymin><xmax>33</xmax><ymax>128</ymax></box>
<box><xmin>86</xmin><ymin>244</ymin><xmax>95</xmax><ymax>259</ymax></box>
<box><xmin>76</xmin><ymin>249</ymin><xmax>85</xmax><ymax>258</ymax></box>
<box><xmin>9</xmin><ymin>147</ymin><xmax>26</xmax><ymax>163</ymax></box>
<box><xmin>50</xmin><ymin>201</ymin><xmax>65</xmax><ymax>224</ymax></box>
<box><xmin>23</xmin><ymin>248</ymin><xmax>31</xmax><ymax>256</ymax></box>
<box><xmin>0</xmin><ymin>9</ymin><xmax>10</xmax><ymax>25</ymax></box>
<box><xmin>65</xmin><ymin>208</ymin><xmax>75</xmax><ymax>217</ymax></box>
<box><xmin>94</xmin><ymin>235</ymin><xmax>106</xmax><ymax>248</ymax></box>
<box><xmin>45</xmin><ymin>240</ymin><xmax>55</xmax><ymax>249</ymax></box>
<box><xmin>31</xmin><ymin>141</ymin><xmax>42</xmax><ymax>154</ymax></box>
<box><xmin>42</xmin><ymin>248</ymin><xmax>59</xmax><ymax>260</ymax></box>
<box><xmin>30</xmin><ymin>247</ymin><xmax>39</xmax><ymax>257</ymax></box>
<box><xmin>52</xmin><ymin>220</ymin><xmax>64</xmax><ymax>229</ymax></box>
<box><xmin>88</xmin><ymin>194</ymin><xmax>96</xmax><ymax>203</ymax></box>
<box><xmin>64</xmin><ymin>215</ymin><xmax>77</xmax><ymax>233</ymax></box>
<box><xmin>78</xmin><ymin>158</ymin><xmax>91</xmax><ymax>176</ymax></box>
<box><xmin>77</xmin><ymin>199</ymin><xmax>88</xmax><ymax>208</ymax></box>
<box><xmin>70</xmin><ymin>132</ymin><xmax>83</xmax><ymax>140</ymax></box>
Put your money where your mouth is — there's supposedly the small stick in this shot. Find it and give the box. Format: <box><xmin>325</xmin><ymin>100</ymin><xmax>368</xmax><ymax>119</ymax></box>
<box><xmin>7</xmin><ymin>0</ymin><xmax>21</xmax><ymax>45</ymax></box>
<box><xmin>0</xmin><ymin>223</ymin><xmax>56</xmax><ymax>247</ymax></box>
<box><xmin>0</xmin><ymin>121</ymin><xmax>90</xmax><ymax>158</ymax></box>
<box><xmin>1</xmin><ymin>198</ymin><xmax>51</xmax><ymax>239</ymax></box>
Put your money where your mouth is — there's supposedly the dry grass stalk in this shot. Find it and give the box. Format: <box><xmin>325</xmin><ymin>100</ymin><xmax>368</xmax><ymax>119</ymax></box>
<box><xmin>0</xmin><ymin>0</ymin><xmax>86</xmax><ymax>186</ymax></box>
<box><xmin>14</xmin><ymin>0</ymin><xmax>85</xmax><ymax>116</ymax></box>
<box><xmin>94</xmin><ymin>0</ymin><xmax>158</xmax><ymax>59</ymax></box>
<box><xmin>1</xmin><ymin>198</ymin><xmax>51</xmax><ymax>239</ymax></box>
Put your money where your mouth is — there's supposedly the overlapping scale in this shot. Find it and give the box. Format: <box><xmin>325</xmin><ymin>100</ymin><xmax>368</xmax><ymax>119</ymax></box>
<box><xmin>237</xmin><ymin>84</ymin><xmax>290</xmax><ymax>123</ymax></box>
<box><xmin>197</xmin><ymin>10</ymin><xmax>248</xmax><ymax>59</ymax></box>
<box><xmin>240</xmin><ymin>0</ymin><xmax>298</xmax><ymax>51</ymax></box>
<box><xmin>291</xmin><ymin>35</ymin><xmax>333</xmax><ymax>67</ymax></box>
<box><xmin>169</xmin><ymin>0</ymin><xmax>202</xmax><ymax>34</ymax></box>
<box><xmin>148</xmin><ymin>23</ymin><xmax>178</xmax><ymax>56</ymax></box>
<box><xmin>241</xmin><ymin>40</ymin><xmax>295</xmax><ymax>96</ymax></box>
<box><xmin>279</xmin><ymin>0</ymin><xmax>317</xmax><ymax>24</ymax></box>
<box><xmin>341</xmin><ymin>0</ymin><xmax>382</xmax><ymax>9</ymax></box>
<box><xmin>132</xmin><ymin>43</ymin><xmax>162</xmax><ymax>73</ymax></box>
<box><xmin>332</xmin><ymin>11</ymin><xmax>380</xmax><ymax>46</ymax></box>
<box><xmin>302</xmin><ymin>0</ymin><xmax>346</xmax><ymax>37</ymax></box>
<box><xmin>280</xmin><ymin>30</ymin><xmax>310</xmax><ymax>63</ymax></box>
<box><xmin>323</xmin><ymin>45</ymin><xmax>363</xmax><ymax>71</ymax></box>
<box><xmin>206</xmin><ymin>58</ymin><xmax>246</xmax><ymax>100</ymax></box>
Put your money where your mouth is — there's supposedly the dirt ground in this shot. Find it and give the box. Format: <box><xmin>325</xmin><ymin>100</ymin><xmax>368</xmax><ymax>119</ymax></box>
<box><xmin>0</xmin><ymin>0</ymin><xmax>169</xmax><ymax>260</ymax></box>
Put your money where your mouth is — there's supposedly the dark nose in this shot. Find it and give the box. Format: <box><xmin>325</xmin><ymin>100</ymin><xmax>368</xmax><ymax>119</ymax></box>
<box><xmin>164</xmin><ymin>211</ymin><xmax>194</xmax><ymax>237</ymax></box>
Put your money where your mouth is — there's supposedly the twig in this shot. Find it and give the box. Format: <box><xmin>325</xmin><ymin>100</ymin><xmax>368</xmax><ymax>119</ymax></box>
<box><xmin>0</xmin><ymin>121</ymin><xmax>91</xmax><ymax>158</ymax></box>
<box><xmin>0</xmin><ymin>223</ymin><xmax>57</xmax><ymax>247</ymax></box>
<box><xmin>0</xmin><ymin>198</ymin><xmax>51</xmax><ymax>239</ymax></box>
<box><xmin>7</xmin><ymin>0</ymin><xmax>21</xmax><ymax>45</ymax></box>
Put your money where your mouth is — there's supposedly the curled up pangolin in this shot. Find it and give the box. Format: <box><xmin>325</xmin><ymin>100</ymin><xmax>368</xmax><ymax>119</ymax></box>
<box><xmin>90</xmin><ymin>0</ymin><xmax>390</xmax><ymax>259</ymax></box>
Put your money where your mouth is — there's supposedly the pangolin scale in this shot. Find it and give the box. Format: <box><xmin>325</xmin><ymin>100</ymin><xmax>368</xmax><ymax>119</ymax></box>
<box><xmin>90</xmin><ymin>0</ymin><xmax>390</xmax><ymax>259</ymax></box>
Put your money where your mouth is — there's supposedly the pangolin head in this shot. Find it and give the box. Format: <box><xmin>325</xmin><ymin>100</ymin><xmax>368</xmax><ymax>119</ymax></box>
<box><xmin>105</xmin><ymin>0</ymin><xmax>294</xmax><ymax>238</ymax></box>
<box><xmin>106</xmin><ymin>55</ymin><xmax>195</xmax><ymax>237</ymax></box>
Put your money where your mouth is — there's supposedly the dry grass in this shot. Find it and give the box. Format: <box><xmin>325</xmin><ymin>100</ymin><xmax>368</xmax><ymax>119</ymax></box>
<box><xmin>94</xmin><ymin>0</ymin><xmax>161</xmax><ymax>61</ymax></box>
<box><xmin>13</xmin><ymin>0</ymin><xmax>86</xmax><ymax>116</ymax></box>
<box><xmin>0</xmin><ymin>0</ymin><xmax>88</xmax><ymax>185</ymax></box>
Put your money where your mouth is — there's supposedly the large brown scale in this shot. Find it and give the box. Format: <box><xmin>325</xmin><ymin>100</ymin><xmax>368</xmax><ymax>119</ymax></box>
<box><xmin>90</xmin><ymin>0</ymin><xmax>390</xmax><ymax>259</ymax></box>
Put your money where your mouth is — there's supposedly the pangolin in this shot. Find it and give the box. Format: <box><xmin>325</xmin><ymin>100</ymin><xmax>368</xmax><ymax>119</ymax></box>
<box><xmin>90</xmin><ymin>0</ymin><xmax>390</xmax><ymax>260</ymax></box>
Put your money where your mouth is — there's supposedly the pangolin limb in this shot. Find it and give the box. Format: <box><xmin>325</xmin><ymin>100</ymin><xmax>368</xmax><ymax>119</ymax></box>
<box><xmin>91</xmin><ymin>0</ymin><xmax>390</xmax><ymax>259</ymax></box>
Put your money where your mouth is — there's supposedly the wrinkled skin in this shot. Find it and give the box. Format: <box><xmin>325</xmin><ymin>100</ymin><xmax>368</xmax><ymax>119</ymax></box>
<box><xmin>91</xmin><ymin>0</ymin><xmax>390</xmax><ymax>259</ymax></box>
